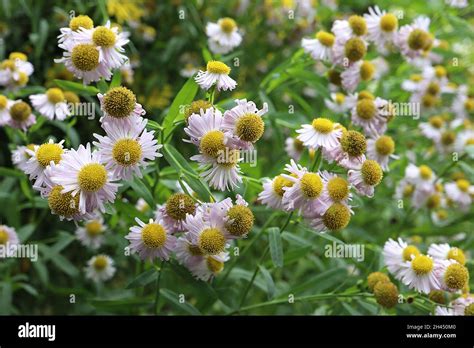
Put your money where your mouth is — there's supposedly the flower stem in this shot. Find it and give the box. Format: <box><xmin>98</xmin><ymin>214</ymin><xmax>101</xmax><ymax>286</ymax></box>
<box><xmin>153</xmin><ymin>260</ymin><xmax>165</xmax><ymax>315</ymax></box>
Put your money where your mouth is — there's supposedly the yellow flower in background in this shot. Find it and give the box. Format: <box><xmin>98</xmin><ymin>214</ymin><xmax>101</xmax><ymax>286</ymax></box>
<box><xmin>145</xmin><ymin>84</ymin><xmax>173</xmax><ymax>109</ymax></box>
<box><xmin>107</xmin><ymin>0</ymin><xmax>145</xmax><ymax>24</ymax></box>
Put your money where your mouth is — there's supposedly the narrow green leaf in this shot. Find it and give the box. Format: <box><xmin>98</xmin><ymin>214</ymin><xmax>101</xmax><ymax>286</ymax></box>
<box><xmin>160</xmin><ymin>289</ymin><xmax>201</xmax><ymax>315</ymax></box>
<box><xmin>110</xmin><ymin>70</ymin><xmax>122</xmax><ymax>88</ymax></box>
<box><xmin>54</xmin><ymin>79</ymin><xmax>100</xmax><ymax>96</ymax></box>
<box><xmin>126</xmin><ymin>269</ymin><xmax>157</xmax><ymax>289</ymax></box>
<box><xmin>130</xmin><ymin>177</ymin><xmax>155</xmax><ymax>208</ymax></box>
<box><xmin>268</xmin><ymin>227</ymin><xmax>283</xmax><ymax>268</ymax></box>
<box><xmin>0</xmin><ymin>167</ymin><xmax>24</xmax><ymax>178</ymax></box>
<box><xmin>258</xmin><ymin>265</ymin><xmax>276</xmax><ymax>300</ymax></box>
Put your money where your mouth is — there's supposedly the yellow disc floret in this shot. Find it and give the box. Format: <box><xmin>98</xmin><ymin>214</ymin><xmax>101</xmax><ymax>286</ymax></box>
<box><xmin>374</xmin><ymin>281</ymin><xmax>398</xmax><ymax>308</ymax></box>
<box><xmin>141</xmin><ymin>223</ymin><xmax>167</xmax><ymax>249</ymax></box>
<box><xmin>447</xmin><ymin>247</ymin><xmax>466</xmax><ymax>265</ymax></box>
<box><xmin>327</xmin><ymin>177</ymin><xmax>349</xmax><ymax>201</ymax></box>
<box><xmin>184</xmin><ymin>100</ymin><xmax>212</xmax><ymax>122</ymax></box>
<box><xmin>312</xmin><ymin>118</ymin><xmax>334</xmax><ymax>134</ymax></box>
<box><xmin>198</xmin><ymin>228</ymin><xmax>226</xmax><ymax>255</ymax></box>
<box><xmin>316</xmin><ymin>31</ymin><xmax>335</xmax><ymax>47</ymax></box>
<box><xmin>456</xmin><ymin>179</ymin><xmax>470</xmax><ymax>193</ymax></box>
<box><xmin>225</xmin><ymin>205</ymin><xmax>254</xmax><ymax>237</ymax></box>
<box><xmin>86</xmin><ymin>220</ymin><xmax>104</xmax><ymax>237</ymax></box>
<box><xmin>322</xmin><ymin>202</ymin><xmax>351</xmax><ymax>230</ymax></box>
<box><xmin>344</xmin><ymin>37</ymin><xmax>366</xmax><ymax>62</ymax></box>
<box><xmin>360</xmin><ymin>61</ymin><xmax>375</xmax><ymax>81</ymax></box>
<box><xmin>78</xmin><ymin>163</ymin><xmax>107</xmax><ymax>192</ymax></box>
<box><xmin>375</xmin><ymin>135</ymin><xmax>395</xmax><ymax>156</ymax></box>
<box><xmin>411</xmin><ymin>254</ymin><xmax>433</xmax><ymax>275</ymax></box>
<box><xmin>46</xmin><ymin>88</ymin><xmax>65</xmax><ymax>104</ymax></box>
<box><xmin>402</xmin><ymin>245</ymin><xmax>420</xmax><ymax>262</ymax></box>
<box><xmin>10</xmin><ymin>102</ymin><xmax>31</xmax><ymax>122</ymax></box>
<box><xmin>272</xmin><ymin>175</ymin><xmax>294</xmax><ymax>197</ymax></box>
<box><xmin>71</xmin><ymin>44</ymin><xmax>99</xmax><ymax>71</ymax></box>
<box><xmin>341</xmin><ymin>130</ymin><xmax>367</xmax><ymax>157</ymax></box>
<box><xmin>235</xmin><ymin>113</ymin><xmax>265</xmax><ymax>142</ymax></box>
<box><xmin>93</xmin><ymin>26</ymin><xmax>116</xmax><ymax>47</ymax></box>
<box><xmin>36</xmin><ymin>143</ymin><xmax>63</xmax><ymax>167</ymax></box>
<box><xmin>207</xmin><ymin>60</ymin><xmax>230</xmax><ymax>75</ymax></box>
<box><xmin>380</xmin><ymin>14</ymin><xmax>398</xmax><ymax>32</ymax></box>
<box><xmin>165</xmin><ymin>193</ymin><xmax>195</xmax><ymax>221</ymax></box>
<box><xmin>93</xmin><ymin>255</ymin><xmax>108</xmax><ymax>270</ymax></box>
<box><xmin>444</xmin><ymin>263</ymin><xmax>469</xmax><ymax>290</ymax></box>
<box><xmin>207</xmin><ymin>256</ymin><xmax>224</xmax><ymax>274</ymax></box>
<box><xmin>103</xmin><ymin>86</ymin><xmax>136</xmax><ymax>119</ymax></box>
<box><xmin>367</xmin><ymin>272</ymin><xmax>390</xmax><ymax>292</ymax></box>
<box><xmin>112</xmin><ymin>138</ymin><xmax>142</xmax><ymax>166</ymax></box>
<box><xmin>300</xmin><ymin>172</ymin><xmax>323</xmax><ymax>199</ymax></box>
<box><xmin>361</xmin><ymin>160</ymin><xmax>383</xmax><ymax>186</ymax></box>
<box><xmin>0</xmin><ymin>95</ymin><xmax>7</xmax><ymax>109</ymax></box>
<box><xmin>419</xmin><ymin>165</ymin><xmax>432</xmax><ymax>180</ymax></box>
<box><xmin>200</xmin><ymin>130</ymin><xmax>226</xmax><ymax>158</ymax></box>
<box><xmin>219</xmin><ymin>17</ymin><xmax>237</xmax><ymax>33</ymax></box>
<box><xmin>356</xmin><ymin>99</ymin><xmax>376</xmax><ymax>120</ymax></box>
<box><xmin>408</xmin><ymin>29</ymin><xmax>432</xmax><ymax>51</ymax></box>
<box><xmin>348</xmin><ymin>15</ymin><xmax>367</xmax><ymax>36</ymax></box>
<box><xmin>69</xmin><ymin>15</ymin><xmax>94</xmax><ymax>31</ymax></box>
<box><xmin>0</xmin><ymin>228</ymin><xmax>8</xmax><ymax>245</ymax></box>
<box><xmin>48</xmin><ymin>185</ymin><xmax>80</xmax><ymax>217</ymax></box>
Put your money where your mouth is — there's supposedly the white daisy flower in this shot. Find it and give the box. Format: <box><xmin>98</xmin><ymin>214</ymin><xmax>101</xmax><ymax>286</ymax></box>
<box><xmin>434</xmin><ymin>259</ymin><xmax>469</xmax><ymax>292</ymax></box>
<box><xmin>125</xmin><ymin>217</ymin><xmax>177</xmax><ymax>261</ymax></box>
<box><xmin>304</xmin><ymin>201</ymin><xmax>353</xmax><ymax>233</ymax></box>
<box><xmin>419</xmin><ymin>115</ymin><xmax>445</xmax><ymax>141</ymax></box>
<box><xmin>94</xmin><ymin>118</ymin><xmax>161</xmax><ymax>180</ymax></box>
<box><xmin>195</xmin><ymin>60</ymin><xmax>237</xmax><ymax>91</ymax></box>
<box><xmin>452</xmin><ymin>296</ymin><xmax>474</xmax><ymax>316</ymax></box>
<box><xmin>446</xmin><ymin>0</ymin><xmax>468</xmax><ymax>8</ymax></box>
<box><xmin>332</xmin><ymin>36</ymin><xmax>368</xmax><ymax>66</ymax></box>
<box><xmin>444</xmin><ymin>179</ymin><xmax>474</xmax><ymax>208</ymax></box>
<box><xmin>434</xmin><ymin>306</ymin><xmax>455</xmax><ymax>316</ymax></box>
<box><xmin>366</xmin><ymin>135</ymin><xmax>398</xmax><ymax>171</ymax></box>
<box><xmin>222</xmin><ymin>98</ymin><xmax>268</xmax><ymax>149</ymax></box>
<box><xmin>351</xmin><ymin>97</ymin><xmax>390</xmax><ymax>137</ymax></box>
<box><xmin>404</xmin><ymin>163</ymin><xmax>436</xmax><ymax>192</ymax></box>
<box><xmin>348</xmin><ymin>159</ymin><xmax>383</xmax><ymax>197</ymax></box>
<box><xmin>364</xmin><ymin>6</ymin><xmax>398</xmax><ymax>50</ymax></box>
<box><xmin>296</xmin><ymin>117</ymin><xmax>343</xmax><ymax>150</ymax></box>
<box><xmin>73</xmin><ymin>20</ymin><xmax>129</xmax><ymax>70</ymax></box>
<box><xmin>258</xmin><ymin>175</ymin><xmax>294</xmax><ymax>210</ymax></box>
<box><xmin>455</xmin><ymin>129</ymin><xmax>474</xmax><ymax>153</ymax></box>
<box><xmin>398</xmin><ymin>254</ymin><xmax>440</xmax><ymax>294</ymax></box>
<box><xmin>0</xmin><ymin>225</ymin><xmax>20</xmax><ymax>257</ymax></box>
<box><xmin>30</xmin><ymin>88</ymin><xmax>71</xmax><ymax>121</ymax></box>
<box><xmin>49</xmin><ymin>143</ymin><xmax>120</xmax><ymax>214</ymax></box>
<box><xmin>98</xmin><ymin>86</ymin><xmax>146</xmax><ymax>127</ymax></box>
<box><xmin>341</xmin><ymin>60</ymin><xmax>375</xmax><ymax>93</ymax></box>
<box><xmin>331</xmin><ymin>15</ymin><xmax>368</xmax><ymax>40</ymax></box>
<box><xmin>135</xmin><ymin>197</ymin><xmax>150</xmax><ymax>213</ymax></box>
<box><xmin>383</xmin><ymin>238</ymin><xmax>421</xmax><ymax>279</ymax></box>
<box><xmin>24</xmin><ymin>139</ymin><xmax>65</xmax><ymax>191</ymax></box>
<box><xmin>0</xmin><ymin>53</ymin><xmax>34</xmax><ymax>89</ymax></box>
<box><xmin>58</xmin><ymin>15</ymin><xmax>94</xmax><ymax>46</ymax></box>
<box><xmin>395</xmin><ymin>16</ymin><xmax>433</xmax><ymax>60</ymax></box>
<box><xmin>6</xmin><ymin>100</ymin><xmax>36</xmax><ymax>131</ymax></box>
<box><xmin>452</xmin><ymin>85</ymin><xmax>474</xmax><ymax>120</ymax></box>
<box><xmin>213</xmin><ymin>194</ymin><xmax>254</xmax><ymax>239</ymax></box>
<box><xmin>84</xmin><ymin>254</ymin><xmax>116</xmax><ymax>282</ymax></box>
<box><xmin>154</xmin><ymin>193</ymin><xmax>197</xmax><ymax>233</ymax></box>
<box><xmin>196</xmin><ymin>153</ymin><xmax>243</xmax><ymax>191</ymax></box>
<box><xmin>11</xmin><ymin>144</ymin><xmax>35</xmax><ymax>171</ymax></box>
<box><xmin>184</xmin><ymin>107</ymin><xmax>225</xmax><ymax>150</ymax></box>
<box><xmin>285</xmin><ymin>137</ymin><xmax>305</xmax><ymax>161</ymax></box>
<box><xmin>206</xmin><ymin>17</ymin><xmax>242</xmax><ymax>54</ymax></box>
<box><xmin>175</xmin><ymin>233</ymin><xmax>204</xmax><ymax>269</ymax></box>
<box><xmin>75</xmin><ymin>217</ymin><xmax>106</xmax><ymax>249</ymax></box>
<box><xmin>188</xmin><ymin>253</ymin><xmax>229</xmax><ymax>282</ymax></box>
<box><xmin>324</xmin><ymin>93</ymin><xmax>352</xmax><ymax>113</ymax></box>
<box><xmin>316</xmin><ymin>171</ymin><xmax>352</xmax><ymax>211</ymax></box>
<box><xmin>0</xmin><ymin>94</ymin><xmax>13</xmax><ymax>125</ymax></box>
<box><xmin>301</xmin><ymin>31</ymin><xmax>336</xmax><ymax>62</ymax></box>
<box><xmin>55</xmin><ymin>41</ymin><xmax>112</xmax><ymax>85</ymax></box>
<box><xmin>184</xmin><ymin>211</ymin><xmax>229</xmax><ymax>256</ymax></box>
<box><xmin>281</xmin><ymin>159</ymin><xmax>324</xmax><ymax>212</ymax></box>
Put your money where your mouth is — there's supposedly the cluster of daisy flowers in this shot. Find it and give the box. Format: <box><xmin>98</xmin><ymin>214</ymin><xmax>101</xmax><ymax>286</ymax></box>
<box><xmin>375</xmin><ymin>238</ymin><xmax>473</xmax><ymax>315</ymax></box>
<box><xmin>125</xmin><ymin>192</ymin><xmax>254</xmax><ymax>281</ymax></box>
<box><xmin>55</xmin><ymin>15</ymin><xmax>129</xmax><ymax>84</ymax></box>
<box><xmin>0</xmin><ymin>52</ymin><xmax>34</xmax><ymax>90</ymax></box>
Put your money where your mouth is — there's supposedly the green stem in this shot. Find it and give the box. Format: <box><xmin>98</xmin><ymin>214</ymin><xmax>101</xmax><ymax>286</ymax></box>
<box><xmin>153</xmin><ymin>260</ymin><xmax>165</xmax><ymax>315</ymax></box>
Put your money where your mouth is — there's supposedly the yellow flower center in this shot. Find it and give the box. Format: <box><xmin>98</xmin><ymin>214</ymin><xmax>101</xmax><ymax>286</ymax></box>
<box><xmin>206</xmin><ymin>256</ymin><xmax>224</xmax><ymax>274</ymax></box>
<box><xmin>422</xmin><ymin>94</ymin><xmax>437</xmax><ymax>108</ymax></box>
<box><xmin>427</xmin><ymin>82</ymin><xmax>440</xmax><ymax>96</ymax></box>
<box><xmin>360</xmin><ymin>61</ymin><xmax>375</xmax><ymax>81</ymax></box>
<box><xmin>375</xmin><ymin>135</ymin><xmax>395</xmax><ymax>156</ymax></box>
<box><xmin>344</xmin><ymin>37</ymin><xmax>366</xmax><ymax>62</ymax></box>
<box><xmin>69</xmin><ymin>15</ymin><xmax>94</xmax><ymax>31</ymax></box>
<box><xmin>184</xmin><ymin>100</ymin><xmax>212</xmax><ymax>122</ymax></box>
<box><xmin>410</xmin><ymin>74</ymin><xmax>422</xmax><ymax>82</ymax></box>
<box><xmin>93</xmin><ymin>255</ymin><xmax>108</xmax><ymax>270</ymax></box>
<box><xmin>165</xmin><ymin>193</ymin><xmax>195</xmax><ymax>221</ymax></box>
<box><xmin>15</xmin><ymin>72</ymin><xmax>28</xmax><ymax>86</ymax></box>
<box><xmin>447</xmin><ymin>247</ymin><xmax>466</xmax><ymax>265</ymax></box>
<box><xmin>380</xmin><ymin>13</ymin><xmax>398</xmax><ymax>32</ymax></box>
<box><xmin>235</xmin><ymin>113</ymin><xmax>265</xmax><ymax>142</ymax></box>
<box><xmin>429</xmin><ymin>116</ymin><xmax>444</xmax><ymax>129</ymax></box>
<box><xmin>300</xmin><ymin>172</ymin><xmax>323</xmax><ymax>199</ymax></box>
<box><xmin>464</xmin><ymin>304</ymin><xmax>474</xmax><ymax>316</ymax></box>
<box><xmin>335</xmin><ymin>93</ymin><xmax>345</xmax><ymax>104</ymax></box>
<box><xmin>403</xmin><ymin>184</ymin><xmax>414</xmax><ymax>197</ymax></box>
<box><xmin>48</xmin><ymin>185</ymin><xmax>80</xmax><ymax>217</ymax></box>
<box><xmin>434</xmin><ymin>65</ymin><xmax>447</xmax><ymax>78</ymax></box>
<box><xmin>206</xmin><ymin>60</ymin><xmax>230</xmax><ymax>75</ymax></box>
<box><xmin>322</xmin><ymin>202</ymin><xmax>351</xmax><ymax>231</ymax></box>
<box><xmin>327</xmin><ymin>69</ymin><xmax>341</xmax><ymax>85</ymax></box>
<box><xmin>426</xmin><ymin>194</ymin><xmax>441</xmax><ymax>209</ymax></box>
<box><xmin>361</xmin><ymin>160</ymin><xmax>383</xmax><ymax>186</ymax></box>
<box><xmin>374</xmin><ymin>281</ymin><xmax>398</xmax><ymax>308</ymax></box>
<box><xmin>341</xmin><ymin>130</ymin><xmax>367</xmax><ymax>157</ymax></box>
<box><xmin>71</xmin><ymin>44</ymin><xmax>99</xmax><ymax>71</ymax></box>
<box><xmin>408</xmin><ymin>29</ymin><xmax>432</xmax><ymax>51</ymax></box>
<box><xmin>225</xmin><ymin>205</ymin><xmax>254</xmax><ymax>237</ymax></box>
<box><xmin>86</xmin><ymin>220</ymin><xmax>104</xmax><ymax>237</ymax></box>
<box><xmin>316</xmin><ymin>31</ymin><xmax>335</xmax><ymax>47</ymax></box>
<box><xmin>200</xmin><ymin>130</ymin><xmax>226</xmax><ymax>158</ymax></box>
<box><xmin>444</xmin><ymin>263</ymin><xmax>469</xmax><ymax>290</ymax></box>
<box><xmin>441</xmin><ymin>131</ymin><xmax>455</xmax><ymax>146</ymax></box>
<box><xmin>46</xmin><ymin>88</ymin><xmax>65</xmax><ymax>104</ymax></box>
<box><xmin>411</xmin><ymin>254</ymin><xmax>433</xmax><ymax>275</ymax></box>
<box><xmin>198</xmin><ymin>228</ymin><xmax>226</xmax><ymax>255</ymax></box>
<box><xmin>141</xmin><ymin>223</ymin><xmax>167</xmax><ymax>249</ymax></box>
<box><xmin>272</xmin><ymin>175</ymin><xmax>293</xmax><ymax>197</ymax></box>
<box><xmin>466</xmin><ymin>138</ymin><xmax>474</xmax><ymax>146</ymax></box>
<box><xmin>10</xmin><ymin>102</ymin><xmax>31</xmax><ymax>122</ymax></box>
<box><xmin>36</xmin><ymin>143</ymin><xmax>63</xmax><ymax>167</ymax></box>
<box><xmin>0</xmin><ymin>59</ymin><xmax>15</xmax><ymax>70</ymax></box>
<box><xmin>9</xmin><ymin>52</ymin><xmax>27</xmax><ymax>61</ymax></box>
<box><xmin>402</xmin><ymin>245</ymin><xmax>420</xmax><ymax>262</ymax></box>
<box><xmin>103</xmin><ymin>86</ymin><xmax>136</xmax><ymax>118</ymax></box>
<box><xmin>356</xmin><ymin>99</ymin><xmax>376</xmax><ymax>120</ymax></box>
<box><xmin>112</xmin><ymin>138</ymin><xmax>142</xmax><ymax>166</ymax></box>
<box><xmin>219</xmin><ymin>17</ymin><xmax>237</xmax><ymax>33</ymax></box>
<box><xmin>456</xmin><ymin>179</ymin><xmax>470</xmax><ymax>192</ymax></box>
<box><xmin>293</xmin><ymin>138</ymin><xmax>305</xmax><ymax>152</ymax></box>
<box><xmin>78</xmin><ymin>163</ymin><xmax>107</xmax><ymax>192</ymax></box>
<box><xmin>0</xmin><ymin>95</ymin><xmax>7</xmax><ymax>109</ymax></box>
<box><xmin>358</xmin><ymin>90</ymin><xmax>374</xmax><ymax>100</ymax></box>
<box><xmin>348</xmin><ymin>15</ymin><xmax>367</xmax><ymax>36</ymax></box>
<box><xmin>465</xmin><ymin>98</ymin><xmax>474</xmax><ymax>112</ymax></box>
<box><xmin>0</xmin><ymin>229</ymin><xmax>9</xmax><ymax>245</ymax></box>
<box><xmin>327</xmin><ymin>177</ymin><xmax>349</xmax><ymax>201</ymax></box>
<box><xmin>93</xmin><ymin>26</ymin><xmax>116</xmax><ymax>47</ymax></box>
<box><xmin>436</xmin><ymin>209</ymin><xmax>448</xmax><ymax>220</ymax></box>
<box><xmin>419</xmin><ymin>165</ymin><xmax>432</xmax><ymax>180</ymax></box>
<box><xmin>312</xmin><ymin>117</ymin><xmax>334</xmax><ymax>134</ymax></box>
<box><xmin>367</xmin><ymin>271</ymin><xmax>390</xmax><ymax>292</ymax></box>
<box><xmin>188</xmin><ymin>244</ymin><xmax>203</xmax><ymax>256</ymax></box>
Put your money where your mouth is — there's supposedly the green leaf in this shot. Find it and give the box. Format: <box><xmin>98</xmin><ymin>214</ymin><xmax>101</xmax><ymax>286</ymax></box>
<box><xmin>17</xmin><ymin>224</ymin><xmax>35</xmax><ymax>241</ymax></box>
<box><xmin>268</xmin><ymin>227</ymin><xmax>283</xmax><ymax>268</ymax></box>
<box><xmin>258</xmin><ymin>265</ymin><xmax>276</xmax><ymax>300</ymax></box>
<box><xmin>54</xmin><ymin>79</ymin><xmax>100</xmax><ymax>96</ymax></box>
<box><xmin>162</xmin><ymin>76</ymin><xmax>198</xmax><ymax>141</ymax></box>
<box><xmin>32</xmin><ymin>261</ymin><xmax>49</xmax><ymax>286</ymax></box>
<box><xmin>130</xmin><ymin>177</ymin><xmax>155</xmax><ymax>208</ymax></box>
<box><xmin>0</xmin><ymin>282</ymin><xmax>12</xmax><ymax>314</ymax></box>
<box><xmin>50</xmin><ymin>254</ymin><xmax>79</xmax><ymax>277</ymax></box>
<box><xmin>126</xmin><ymin>269</ymin><xmax>157</xmax><ymax>289</ymax></box>
<box><xmin>110</xmin><ymin>70</ymin><xmax>122</xmax><ymax>88</ymax></box>
<box><xmin>160</xmin><ymin>289</ymin><xmax>201</xmax><ymax>315</ymax></box>
<box><xmin>97</xmin><ymin>79</ymin><xmax>109</xmax><ymax>93</ymax></box>
<box><xmin>0</xmin><ymin>167</ymin><xmax>24</xmax><ymax>178</ymax></box>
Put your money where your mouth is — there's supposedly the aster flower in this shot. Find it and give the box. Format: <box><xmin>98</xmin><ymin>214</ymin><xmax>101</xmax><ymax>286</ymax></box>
<box><xmin>398</xmin><ymin>254</ymin><xmax>440</xmax><ymax>294</ymax></box>
<box><xmin>222</xmin><ymin>99</ymin><xmax>268</xmax><ymax>149</ymax></box>
<box><xmin>444</xmin><ymin>179</ymin><xmax>474</xmax><ymax>209</ymax></box>
<box><xmin>0</xmin><ymin>94</ymin><xmax>13</xmax><ymax>125</ymax></box>
<box><xmin>296</xmin><ymin>117</ymin><xmax>343</xmax><ymax>150</ymax></box>
<box><xmin>323</xmin><ymin>130</ymin><xmax>367</xmax><ymax>170</ymax></box>
<box><xmin>58</xmin><ymin>15</ymin><xmax>94</xmax><ymax>45</ymax></box>
<box><xmin>304</xmin><ymin>201</ymin><xmax>353</xmax><ymax>233</ymax></box>
<box><xmin>11</xmin><ymin>144</ymin><xmax>35</xmax><ymax>171</ymax></box>
<box><xmin>315</xmin><ymin>171</ymin><xmax>352</xmax><ymax>211</ymax></box>
<box><xmin>452</xmin><ymin>296</ymin><xmax>474</xmax><ymax>316</ymax></box>
<box><xmin>155</xmin><ymin>193</ymin><xmax>196</xmax><ymax>233</ymax></box>
<box><xmin>434</xmin><ymin>259</ymin><xmax>469</xmax><ymax>292</ymax></box>
<box><xmin>125</xmin><ymin>217</ymin><xmax>177</xmax><ymax>261</ymax></box>
<box><xmin>341</xmin><ymin>60</ymin><xmax>375</xmax><ymax>93</ymax></box>
<box><xmin>285</xmin><ymin>137</ymin><xmax>305</xmax><ymax>161</ymax></box>
<box><xmin>324</xmin><ymin>93</ymin><xmax>353</xmax><ymax>114</ymax></box>
<box><xmin>206</xmin><ymin>17</ymin><xmax>242</xmax><ymax>54</ymax></box>
<box><xmin>195</xmin><ymin>60</ymin><xmax>237</xmax><ymax>91</ymax></box>
<box><xmin>24</xmin><ymin>139</ymin><xmax>65</xmax><ymax>191</ymax></box>
<box><xmin>350</xmin><ymin>97</ymin><xmax>390</xmax><ymax>137</ymax></box>
<box><xmin>395</xmin><ymin>16</ymin><xmax>433</xmax><ymax>60</ymax></box>
<box><xmin>184</xmin><ymin>106</ymin><xmax>225</xmax><ymax>151</ymax></box>
<box><xmin>218</xmin><ymin>195</ymin><xmax>254</xmax><ymax>239</ymax></box>
<box><xmin>0</xmin><ymin>52</ymin><xmax>34</xmax><ymax>89</ymax></box>
<box><xmin>348</xmin><ymin>159</ymin><xmax>383</xmax><ymax>197</ymax></box>
<box><xmin>332</xmin><ymin>36</ymin><xmax>368</xmax><ymax>66</ymax></box>
<box><xmin>383</xmin><ymin>238</ymin><xmax>421</xmax><ymax>279</ymax></box>
<box><xmin>434</xmin><ymin>306</ymin><xmax>455</xmax><ymax>316</ymax></box>
<box><xmin>258</xmin><ymin>175</ymin><xmax>294</xmax><ymax>210</ymax></box>
<box><xmin>366</xmin><ymin>135</ymin><xmax>398</xmax><ymax>171</ymax></box>
<box><xmin>419</xmin><ymin>115</ymin><xmax>445</xmax><ymax>142</ymax></box>
<box><xmin>84</xmin><ymin>254</ymin><xmax>116</xmax><ymax>282</ymax></box>
<box><xmin>0</xmin><ymin>225</ymin><xmax>20</xmax><ymax>256</ymax></box>
<box><xmin>332</xmin><ymin>15</ymin><xmax>368</xmax><ymax>40</ymax></box>
<box><xmin>455</xmin><ymin>129</ymin><xmax>474</xmax><ymax>154</ymax></box>
<box><xmin>175</xmin><ymin>232</ymin><xmax>205</xmax><ymax>269</ymax></box>
<box><xmin>6</xmin><ymin>100</ymin><xmax>36</xmax><ymax>131</ymax></box>
<box><xmin>301</xmin><ymin>31</ymin><xmax>335</xmax><ymax>62</ymax></box>
<box><xmin>196</xmin><ymin>153</ymin><xmax>243</xmax><ymax>191</ymax></box>
<box><xmin>94</xmin><ymin>118</ymin><xmax>161</xmax><ymax>180</ymax></box>
<box><xmin>364</xmin><ymin>6</ymin><xmax>398</xmax><ymax>51</ymax></box>
<box><xmin>29</xmin><ymin>88</ymin><xmax>71</xmax><ymax>121</ymax></box>
<box><xmin>75</xmin><ymin>217</ymin><xmax>106</xmax><ymax>249</ymax></box>
<box><xmin>49</xmin><ymin>143</ymin><xmax>119</xmax><ymax>214</ymax></box>
<box><xmin>405</xmin><ymin>163</ymin><xmax>436</xmax><ymax>192</ymax></box>
<box><xmin>98</xmin><ymin>86</ymin><xmax>146</xmax><ymax>126</ymax></box>
<box><xmin>188</xmin><ymin>253</ymin><xmax>229</xmax><ymax>282</ymax></box>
